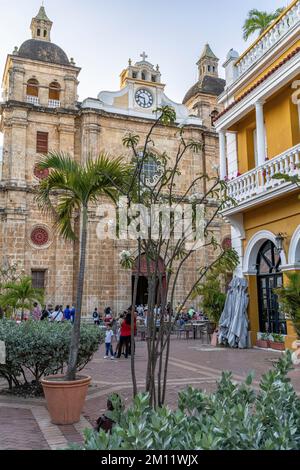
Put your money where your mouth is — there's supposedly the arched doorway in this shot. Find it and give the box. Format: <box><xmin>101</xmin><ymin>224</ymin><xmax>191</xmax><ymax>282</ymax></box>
<box><xmin>257</xmin><ymin>241</ymin><xmax>287</xmax><ymax>335</ymax></box>
<box><xmin>132</xmin><ymin>255</ymin><xmax>166</xmax><ymax>305</ymax></box>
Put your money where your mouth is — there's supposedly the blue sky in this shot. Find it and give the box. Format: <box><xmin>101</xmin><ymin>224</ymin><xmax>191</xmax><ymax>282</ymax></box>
<box><xmin>0</xmin><ymin>0</ymin><xmax>287</xmax><ymax>105</ymax></box>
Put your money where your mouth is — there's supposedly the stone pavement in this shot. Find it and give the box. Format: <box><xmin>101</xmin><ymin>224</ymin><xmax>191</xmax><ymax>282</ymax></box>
<box><xmin>0</xmin><ymin>338</ymin><xmax>299</xmax><ymax>450</ymax></box>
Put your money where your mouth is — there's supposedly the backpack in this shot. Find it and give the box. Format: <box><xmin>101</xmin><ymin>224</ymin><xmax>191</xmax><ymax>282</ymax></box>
<box><xmin>95</xmin><ymin>415</ymin><xmax>115</xmax><ymax>434</ymax></box>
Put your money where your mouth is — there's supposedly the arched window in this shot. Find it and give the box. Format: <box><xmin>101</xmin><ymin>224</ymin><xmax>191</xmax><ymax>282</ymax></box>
<box><xmin>138</xmin><ymin>152</ymin><xmax>161</xmax><ymax>186</ymax></box>
<box><xmin>44</xmin><ymin>30</ymin><xmax>47</xmax><ymax>38</ymax></box>
<box><xmin>257</xmin><ymin>241</ymin><xmax>281</xmax><ymax>275</ymax></box>
<box><xmin>27</xmin><ymin>79</ymin><xmax>39</xmax><ymax>97</ymax></box>
<box><xmin>48</xmin><ymin>82</ymin><xmax>61</xmax><ymax>107</ymax></box>
<box><xmin>37</xmin><ymin>29</ymin><xmax>41</xmax><ymax>37</ymax></box>
<box><xmin>26</xmin><ymin>79</ymin><xmax>39</xmax><ymax>105</ymax></box>
<box><xmin>256</xmin><ymin>241</ymin><xmax>286</xmax><ymax>335</ymax></box>
<box><xmin>141</xmin><ymin>71</ymin><xmax>146</xmax><ymax>81</ymax></box>
<box><xmin>210</xmin><ymin>109</ymin><xmax>219</xmax><ymax>127</ymax></box>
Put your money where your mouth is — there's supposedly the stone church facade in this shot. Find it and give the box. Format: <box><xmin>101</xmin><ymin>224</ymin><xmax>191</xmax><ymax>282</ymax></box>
<box><xmin>0</xmin><ymin>7</ymin><xmax>229</xmax><ymax>314</ymax></box>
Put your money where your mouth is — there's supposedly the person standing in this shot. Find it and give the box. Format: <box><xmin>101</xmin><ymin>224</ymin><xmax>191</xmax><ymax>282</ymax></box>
<box><xmin>70</xmin><ymin>305</ymin><xmax>75</xmax><ymax>323</ymax></box>
<box><xmin>40</xmin><ymin>305</ymin><xmax>50</xmax><ymax>321</ymax></box>
<box><xmin>64</xmin><ymin>305</ymin><xmax>71</xmax><ymax>321</ymax></box>
<box><xmin>93</xmin><ymin>308</ymin><xmax>100</xmax><ymax>325</ymax></box>
<box><xmin>31</xmin><ymin>302</ymin><xmax>41</xmax><ymax>321</ymax></box>
<box><xmin>104</xmin><ymin>324</ymin><xmax>115</xmax><ymax>360</ymax></box>
<box><xmin>117</xmin><ymin>313</ymin><xmax>131</xmax><ymax>359</ymax></box>
<box><xmin>49</xmin><ymin>305</ymin><xmax>64</xmax><ymax>322</ymax></box>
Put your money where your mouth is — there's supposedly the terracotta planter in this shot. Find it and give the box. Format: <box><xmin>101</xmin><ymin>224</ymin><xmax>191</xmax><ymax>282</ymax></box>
<box><xmin>256</xmin><ymin>339</ymin><xmax>270</xmax><ymax>349</ymax></box>
<box><xmin>41</xmin><ymin>374</ymin><xmax>91</xmax><ymax>425</ymax></box>
<box><xmin>270</xmin><ymin>341</ymin><xmax>285</xmax><ymax>351</ymax></box>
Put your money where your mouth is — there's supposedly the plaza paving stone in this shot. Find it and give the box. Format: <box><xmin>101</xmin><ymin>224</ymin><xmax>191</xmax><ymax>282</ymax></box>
<box><xmin>0</xmin><ymin>337</ymin><xmax>299</xmax><ymax>450</ymax></box>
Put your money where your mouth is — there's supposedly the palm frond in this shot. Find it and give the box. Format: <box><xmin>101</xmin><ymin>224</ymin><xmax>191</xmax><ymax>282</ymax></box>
<box><xmin>243</xmin><ymin>7</ymin><xmax>285</xmax><ymax>41</ymax></box>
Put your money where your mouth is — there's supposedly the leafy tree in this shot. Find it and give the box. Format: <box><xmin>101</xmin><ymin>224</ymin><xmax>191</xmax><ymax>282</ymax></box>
<box><xmin>0</xmin><ymin>276</ymin><xmax>44</xmax><ymax>321</ymax></box>
<box><xmin>243</xmin><ymin>8</ymin><xmax>285</xmax><ymax>41</ymax></box>
<box><xmin>36</xmin><ymin>153</ymin><xmax>129</xmax><ymax>381</ymax></box>
<box><xmin>276</xmin><ymin>271</ymin><xmax>300</xmax><ymax>339</ymax></box>
<box><xmin>113</xmin><ymin>105</ymin><xmax>238</xmax><ymax>406</ymax></box>
<box><xmin>0</xmin><ymin>261</ymin><xmax>23</xmax><ymax>318</ymax></box>
<box><xmin>192</xmin><ymin>252</ymin><xmax>238</xmax><ymax>323</ymax></box>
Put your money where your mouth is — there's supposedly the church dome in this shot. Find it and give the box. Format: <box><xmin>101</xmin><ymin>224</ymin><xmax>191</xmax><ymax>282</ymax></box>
<box><xmin>183</xmin><ymin>76</ymin><xmax>226</xmax><ymax>104</ymax></box>
<box><xmin>18</xmin><ymin>39</ymin><xmax>70</xmax><ymax>66</ymax></box>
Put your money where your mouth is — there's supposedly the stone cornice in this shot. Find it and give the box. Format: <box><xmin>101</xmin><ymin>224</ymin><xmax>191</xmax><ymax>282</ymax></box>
<box><xmin>0</xmin><ymin>100</ymin><xmax>79</xmax><ymax>116</ymax></box>
<box><xmin>79</xmin><ymin>106</ymin><xmax>206</xmax><ymax>132</ymax></box>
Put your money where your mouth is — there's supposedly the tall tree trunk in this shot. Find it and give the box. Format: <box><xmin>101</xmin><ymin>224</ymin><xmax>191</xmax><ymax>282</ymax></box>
<box><xmin>131</xmin><ymin>273</ymin><xmax>138</xmax><ymax>397</ymax></box>
<box><xmin>66</xmin><ymin>205</ymin><xmax>88</xmax><ymax>381</ymax></box>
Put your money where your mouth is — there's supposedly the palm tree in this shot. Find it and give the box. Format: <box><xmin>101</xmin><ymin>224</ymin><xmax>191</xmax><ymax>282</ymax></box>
<box><xmin>36</xmin><ymin>152</ymin><xmax>129</xmax><ymax>381</ymax></box>
<box><xmin>0</xmin><ymin>276</ymin><xmax>44</xmax><ymax>321</ymax></box>
<box><xmin>243</xmin><ymin>8</ymin><xmax>285</xmax><ymax>41</ymax></box>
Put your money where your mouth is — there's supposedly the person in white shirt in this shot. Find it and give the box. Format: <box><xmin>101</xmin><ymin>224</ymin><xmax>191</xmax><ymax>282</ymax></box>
<box><xmin>49</xmin><ymin>305</ymin><xmax>64</xmax><ymax>323</ymax></box>
<box><xmin>104</xmin><ymin>324</ymin><xmax>115</xmax><ymax>360</ymax></box>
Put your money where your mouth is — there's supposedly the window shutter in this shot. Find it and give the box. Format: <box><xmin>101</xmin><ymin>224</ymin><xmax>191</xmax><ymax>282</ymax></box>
<box><xmin>31</xmin><ymin>270</ymin><xmax>45</xmax><ymax>289</ymax></box>
<box><xmin>36</xmin><ymin>132</ymin><xmax>49</xmax><ymax>154</ymax></box>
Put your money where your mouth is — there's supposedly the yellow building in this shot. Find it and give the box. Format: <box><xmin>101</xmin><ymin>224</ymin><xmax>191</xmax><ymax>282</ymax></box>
<box><xmin>215</xmin><ymin>0</ymin><xmax>300</xmax><ymax>348</ymax></box>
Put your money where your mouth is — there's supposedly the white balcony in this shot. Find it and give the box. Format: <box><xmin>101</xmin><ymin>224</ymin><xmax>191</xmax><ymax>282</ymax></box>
<box><xmin>236</xmin><ymin>0</ymin><xmax>300</xmax><ymax>79</ymax></box>
<box><xmin>26</xmin><ymin>95</ymin><xmax>39</xmax><ymax>106</ymax></box>
<box><xmin>224</xmin><ymin>143</ymin><xmax>300</xmax><ymax>213</ymax></box>
<box><xmin>48</xmin><ymin>99</ymin><xmax>61</xmax><ymax>108</ymax></box>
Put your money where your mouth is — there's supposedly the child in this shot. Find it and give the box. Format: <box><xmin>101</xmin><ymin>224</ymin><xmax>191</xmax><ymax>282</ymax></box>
<box><xmin>104</xmin><ymin>323</ymin><xmax>115</xmax><ymax>360</ymax></box>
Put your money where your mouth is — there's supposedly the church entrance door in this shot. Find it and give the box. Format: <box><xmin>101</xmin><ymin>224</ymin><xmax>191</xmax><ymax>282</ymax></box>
<box><xmin>132</xmin><ymin>255</ymin><xmax>166</xmax><ymax>306</ymax></box>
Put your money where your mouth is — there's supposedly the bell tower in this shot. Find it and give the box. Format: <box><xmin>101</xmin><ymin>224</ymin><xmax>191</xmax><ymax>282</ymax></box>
<box><xmin>30</xmin><ymin>5</ymin><xmax>53</xmax><ymax>42</ymax></box>
<box><xmin>197</xmin><ymin>43</ymin><xmax>219</xmax><ymax>80</ymax></box>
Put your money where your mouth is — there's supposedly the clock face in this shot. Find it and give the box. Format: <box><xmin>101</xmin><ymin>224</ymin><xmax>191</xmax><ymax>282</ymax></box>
<box><xmin>135</xmin><ymin>89</ymin><xmax>153</xmax><ymax>108</ymax></box>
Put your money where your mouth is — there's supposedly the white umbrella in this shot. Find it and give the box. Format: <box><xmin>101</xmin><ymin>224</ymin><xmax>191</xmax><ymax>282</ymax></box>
<box><xmin>219</xmin><ymin>277</ymin><xmax>249</xmax><ymax>349</ymax></box>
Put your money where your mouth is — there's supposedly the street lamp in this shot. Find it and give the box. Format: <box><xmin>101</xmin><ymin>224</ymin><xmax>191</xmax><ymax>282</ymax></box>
<box><xmin>275</xmin><ymin>233</ymin><xmax>285</xmax><ymax>255</ymax></box>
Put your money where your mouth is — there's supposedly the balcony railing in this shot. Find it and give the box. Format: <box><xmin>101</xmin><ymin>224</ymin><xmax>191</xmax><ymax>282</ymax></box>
<box><xmin>225</xmin><ymin>143</ymin><xmax>300</xmax><ymax>209</ymax></box>
<box><xmin>48</xmin><ymin>99</ymin><xmax>61</xmax><ymax>108</ymax></box>
<box><xmin>26</xmin><ymin>95</ymin><xmax>39</xmax><ymax>106</ymax></box>
<box><xmin>236</xmin><ymin>0</ymin><xmax>300</xmax><ymax>79</ymax></box>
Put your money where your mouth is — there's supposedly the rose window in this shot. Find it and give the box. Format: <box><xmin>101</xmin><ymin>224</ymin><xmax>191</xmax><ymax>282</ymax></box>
<box><xmin>34</xmin><ymin>164</ymin><xmax>49</xmax><ymax>180</ymax></box>
<box><xmin>31</xmin><ymin>227</ymin><xmax>49</xmax><ymax>246</ymax></box>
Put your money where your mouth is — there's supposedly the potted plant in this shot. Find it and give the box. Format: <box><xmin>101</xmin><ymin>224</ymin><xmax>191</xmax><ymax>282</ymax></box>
<box><xmin>256</xmin><ymin>332</ymin><xmax>270</xmax><ymax>349</ymax></box>
<box><xmin>275</xmin><ymin>271</ymin><xmax>300</xmax><ymax>343</ymax></box>
<box><xmin>270</xmin><ymin>334</ymin><xmax>285</xmax><ymax>351</ymax></box>
<box><xmin>36</xmin><ymin>153</ymin><xmax>128</xmax><ymax>425</ymax></box>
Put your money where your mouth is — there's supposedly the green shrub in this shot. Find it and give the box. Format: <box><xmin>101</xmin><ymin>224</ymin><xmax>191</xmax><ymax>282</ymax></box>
<box><xmin>271</xmin><ymin>334</ymin><xmax>285</xmax><ymax>343</ymax></box>
<box><xmin>0</xmin><ymin>320</ymin><xmax>103</xmax><ymax>391</ymax></box>
<box><xmin>73</xmin><ymin>352</ymin><xmax>300</xmax><ymax>450</ymax></box>
<box><xmin>276</xmin><ymin>272</ymin><xmax>300</xmax><ymax>339</ymax></box>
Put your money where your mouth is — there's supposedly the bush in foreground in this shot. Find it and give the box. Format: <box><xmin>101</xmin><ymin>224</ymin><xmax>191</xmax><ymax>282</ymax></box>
<box><xmin>73</xmin><ymin>352</ymin><xmax>300</xmax><ymax>450</ymax></box>
<box><xmin>0</xmin><ymin>320</ymin><xmax>103</xmax><ymax>394</ymax></box>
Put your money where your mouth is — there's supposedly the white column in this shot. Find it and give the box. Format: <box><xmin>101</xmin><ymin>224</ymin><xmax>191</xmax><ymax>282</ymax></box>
<box><xmin>219</xmin><ymin>130</ymin><xmax>227</xmax><ymax>179</ymax></box>
<box><xmin>255</xmin><ymin>101</ymin><xmax>266</xmax><ymax>166</ymax></box>
<box><xmin>226</xmin><ymin>131</ymin><xmax>238</xmax><ymax>177</ymax></box>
